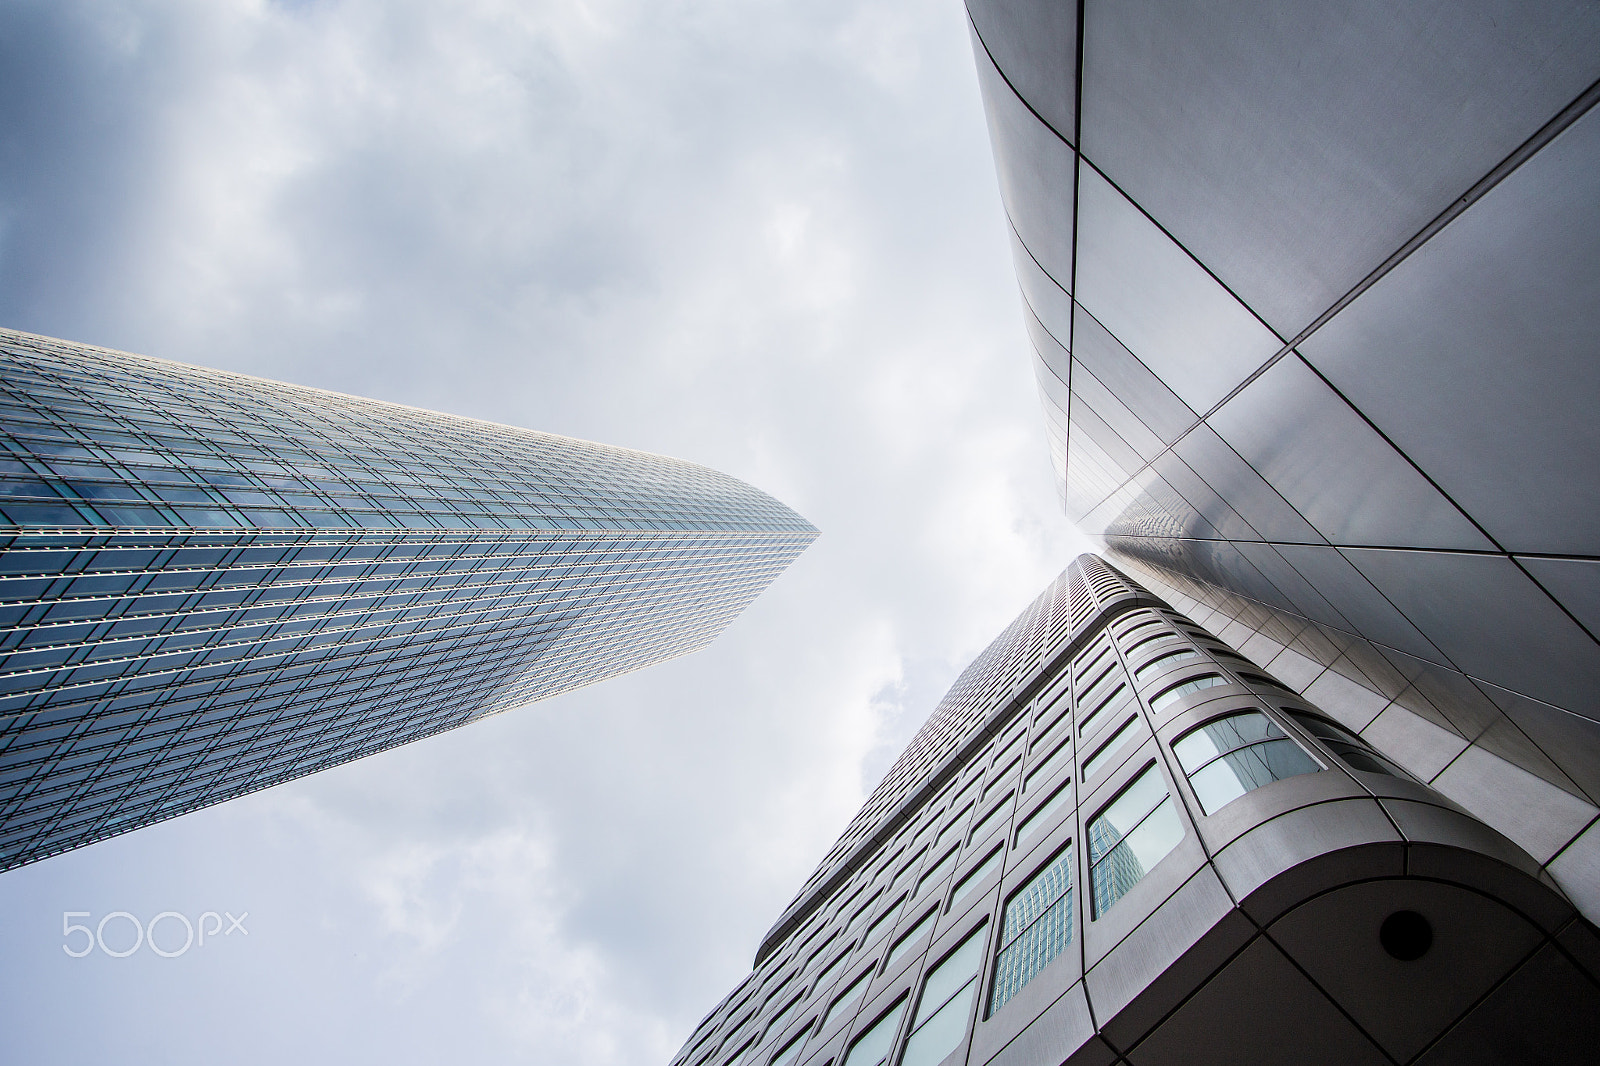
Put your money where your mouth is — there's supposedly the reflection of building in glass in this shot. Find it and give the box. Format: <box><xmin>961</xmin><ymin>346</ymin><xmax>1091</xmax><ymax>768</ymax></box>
<box><xmin>675</xmin><ymin>558</ymin><xmax>1600</xmax><ymax>1066</ymax></box>
<box><xmin>0</xmin><ymin>328</ymin><xmax>816</xmax><ymax>870</ymax></box>
<box><xmin>675</xmin><ymin>4</ymin><xmax>1600</xmax><ymax>1062</ymax></box>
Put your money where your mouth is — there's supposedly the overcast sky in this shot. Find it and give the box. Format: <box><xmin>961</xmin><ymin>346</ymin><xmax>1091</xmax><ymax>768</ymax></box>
<box><xmin>0</xmin><ymin>2</ymin><xmax>1093</xmax><ymax>1064</ymax></box>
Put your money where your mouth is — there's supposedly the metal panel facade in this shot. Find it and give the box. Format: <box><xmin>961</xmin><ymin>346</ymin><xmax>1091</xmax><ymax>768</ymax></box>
<box><xmin>971</xmin><ymin>0</ymin><xmax>1600</xmax><ymax>911</ymax></box>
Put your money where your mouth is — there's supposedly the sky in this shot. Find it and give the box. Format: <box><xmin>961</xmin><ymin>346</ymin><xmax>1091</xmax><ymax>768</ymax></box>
<box><xmin>0</xmin><ymin>2</ymin><xmax>1093</xmax><ymax>1064</ymax></box>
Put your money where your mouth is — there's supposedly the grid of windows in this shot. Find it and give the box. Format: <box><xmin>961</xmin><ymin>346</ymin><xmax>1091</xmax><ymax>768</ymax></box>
<box><xmin>0</xmin><ymin>330</ymin><xmax>816</xmax><ymax>869</ymax></box>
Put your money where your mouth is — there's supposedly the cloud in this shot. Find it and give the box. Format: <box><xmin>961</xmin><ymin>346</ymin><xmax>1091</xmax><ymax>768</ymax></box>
<box><xmin>0</xmin><ymin>1</ymin><xmax>1096</xmax><ymax>1063</ymax></box>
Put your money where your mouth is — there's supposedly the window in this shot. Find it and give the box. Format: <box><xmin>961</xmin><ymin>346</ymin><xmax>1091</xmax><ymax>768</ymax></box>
<box><xmin>1081</xmin><ymin>717</ymin><xmax>1141</xmax><ymax>781</ymax></box>
<box><xmin>1088</xmin><ymin>765</ymin><xmax>1183</xmax><ymax>918</ymax></box>
<box><xmin>916</xmin><ymin>849</ymin><xmax>956</xmax><ymax>899</ymax></box>
<box><xmin>967</xmin><ymin>798</ymin><xmax>1010</xmax><ymax>844</ymax></box>
<box><xmin>812</xmin><ymin>946</ymin><xmax>853</xmax><ymax>998</ymax></box>
<box><xmin>1076</xmin><ymin>681</ymin><xmax>1129</xmax><ymax>733</ymax></box>
<box><xmin>1071</xmin><ymin>642</ymin><xmax>1110</xmax><ymax>684</ymax></box>
<box><xmin>1023</xmin><ymin>736</ymin><xmax>1071</xmax><ymax>793</ymax></box>
<box><xmin>1148</xmin><ymin>674</ymin><xmax>1226</xmax><ymax>712</ymax></box>
<box><xmin>886</xmin><ymin>910</ymin><xmax>936</xmax><ymax>969</ymax></box>
<box><xmin>983</xmin><ymin>758</ymin><xmax>1019</xmax><ymax>799</ymax></box>
<box><xmin>861</xmin><ymin>898</ymin><xmax>904</xmax><ymax>948</ymax></box>
<box><xmin>842</xmin><ymin>999</ymin><xmax>907</xmax><ymax>1066</ymax></box>
<box><xmin>989</xmin><ymin>844</ymin><xmax>1074</xmax><ymax>1015</ymax></box>
<box><xmin>1288</xmin><ymin>712</ymin><xmax>1404</xmax><ymax>777</ymax></box>
<box><xmin>1113</xmin><ymin>615</ymin><xmax>1162</xmax><ymax>641</ymax></box>
<box><xmin>825</xmin><ymin>970</ymin><xmax>873</xmax><ymax>1029</ymax></box>
<box><xmin>764</xmin><ymin>994</ymin><xmax>806</xmax><ymax>1044</ymax></box>
<box><xmin>771</xmin><ymin>1027</ymin><xmax>809</xmax><ymax>1066</ymax></box>
<box><xmin>1030</xmin><ymin>705</ymin><xmax>1070</xmax><ymax>751</ymax></box>
<box><xmin>901</xmin><ymin>925</ymin><xmax>986</xmax><ymax>1066</ymax></box>
<box><xmin>1173</xmin><ymin>711</ymin><xmax>1321</xmax><ymax>814</ymax></box>
<box><xmin>1121</xmin><ymin>630</ymin><xmax>1175</xmax><ymax>656</ymax></box>
<box><xmin>1015</xmin><ymin>780</ymin><xmax>1071</xmax><ymax>844</ymax></box>
<box><xmin>892</xmin><ymin>849</ymin><xmax>925</xmax><ymax>891</ymax></box>
<box><xmin>950</xmin><ymin>847</ymin><xmax>1002</xmax><ymax>908</ymax></box>
<box><xmin>845</xmin><ymin>893</ymin><xmax>881</xmax><ymax>935</ymax></box>
<box><xmin>1134</xmin><ymin>648</ymin><xmax>1200</xmax><ymax>682</ymax></box>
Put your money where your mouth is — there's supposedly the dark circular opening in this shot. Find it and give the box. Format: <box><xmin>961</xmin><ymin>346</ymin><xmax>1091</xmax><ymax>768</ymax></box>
<box><xmin>1380</xmin><ymin>910</ymin><xmax>1433</xmax><ymax>961</ymax></box>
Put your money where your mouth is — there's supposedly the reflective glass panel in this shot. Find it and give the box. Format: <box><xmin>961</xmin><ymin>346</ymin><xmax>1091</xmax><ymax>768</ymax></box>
<box><xmin>825</xmin><ymin>971</ymin><xmax>872</xmax><ymax>1030</ymax></box>
<box><xmin>1135</xmin><ymin>648</ymin><xmax>1201</xmax><ymax>681</ymax></box>
<box><xmin>1149</xmin><ymin>674</ymin><xmax>1226</xmax><ymax>711</ymax></box>
<box><xmin>950</xmin><ymin>848</ymin><xmax>1003</xmax><ymax>908</ymax></box>
<box><xmin>989</xmin><ymin>844</ymin><xmax>1074</xmax><ymax>1015</ymax></box>
<box><xmin>842</xmin><ymin>999</ymin><xmax>907</xmax><ymax>1066</ymax></box>
<box><xmin>1081</xmin><ymin>717</ymin><xmax>1140</xmax><ymax>781</ymax></box>
<box><xmin>1288</xmin><ymin>712</ymin><xmax>1403</xmax><ymax>777</ymax></box>
<box><xmin>901</xmin><ymin>926</ymin><xmax>986</xmax><ymax>1066</ymax></box>
<box><xmin>1089</xmin><ymin>765</ymin><xmax>1183</xmax><ymax>917</ymax></box>
<box><xmin>1174</xmin><ymin>711</ymin><xmax>1321</xmax><ymax>815</ymax></box>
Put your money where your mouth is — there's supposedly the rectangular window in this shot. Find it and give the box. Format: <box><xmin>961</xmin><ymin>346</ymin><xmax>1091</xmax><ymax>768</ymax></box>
<box><xmin>1081</xmin><ymin>717</ymin><xmax>1140</xmax><ymax>782</ymax></box>
<box><xmin>916</xmin><ymin>849</ymin><xmax>956</xmax><ymax>899</ymax></box>
<box><xmin>1287</xmin><ymin>712</ymin><xmax>1404</xmax><ymax>777</ymax></box>
<box><xmin>989</xmin><ymin>845</ymin><xmax>1074</xmax><ymax>1016</ymax></box>
<box><xmin>984</xmin><ymin>757</ymin><xmax>1019</xmax><ymax>799</ymax></box>
<box><xmin>886</xmin><ymin>910</ymin><xmax>936</xmax><ymax>969</ymax></box>
<box><xmin>901</xmin><ymin>925</ymin><xmax>986</xmax><ymax>1066</ymax></box>
<box><xmin>764</xmin><ymin>994</ymin><xmax>806</xmax><ymax>1043</ymax></box>
<box><xmin>1076</xmin><ymin>681</ymin><xmax>1128</xmax><ymax>734</ymax></box>
<box><xmin>1015</xmin><ymin>780</ymin><xmax>1071</xmax><ymax>844</ymax></box>
<box><xmin>1071</xmin><ymin>641</ymin><xmax>1109</xmax><ymax>686</ymax></box>
<box><xmin>1030</xmin><ymin>703</ymin><xmax>1070</xmax><ymax>750</ymax></box>
<box><xmin>1088</xmin><ymin>765</ymin><xmax>1184</xmax><ymax>918</ymax></box>
<box><xmin>812</xmin><ymin>948</ymin><xmax>852</xmax><ymax>998</ymax></box>
<box><xmin>967</xmin><ymin>797</ymin><xmax>1011</xmax><ymax>844</ymax></box>
<box><xmin>892</xmin><ymin>848</ymin><xmax>926</xmax><ymax>891</ymax></box>
<box><xmin>824</xmin><ymin>970</ymin><xmax>872</xmax><ymax>1030</ymax></box>
<box><xmin>841</xmin><ymin>998</ymin><xmax>907</xmax><ymax>1066</ymax></box>
<box><xmin>845</xmin><ymin>892</ymin><xmax>881</xmax><ymax>935</ymax></box>
<box><xmin>770</xmin><ymin>1028</ymin><xmax>808</xmax><ymax>1066</ymax></box>
<box><xmin>950</xmin><ymin>847</ymin><xmax>1003</xmax><ymax>908</ymax></box>
<box><xmin>861</xmin><ymin>897</ymin><xmax>903</xmax><ymax>948</ymax></box>
<box><xmin>1173</xmin><ymin>711</ymin><xmax>1321</xmax><ymax>814</ymax></box>
<box><xmin>1024</xmin><ymin>736</ymin><xmax>1072</xmax><ymax>793</ymax></box>
<box><xmin>1134</xmin><ymin>647</ymin><xmax>1201</xmax><ymax>682</ymax></box>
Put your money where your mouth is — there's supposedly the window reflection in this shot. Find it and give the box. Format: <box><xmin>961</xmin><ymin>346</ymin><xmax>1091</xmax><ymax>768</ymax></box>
<box><xmin>1089</xmin><ymin>765</ymin><xmax>1183</xmax><ymax>917</ymax></box>
<box><xmin>1173</xmin><ymin>711</ymin><xmax>1321</xmax><ymax>814</ymax></box>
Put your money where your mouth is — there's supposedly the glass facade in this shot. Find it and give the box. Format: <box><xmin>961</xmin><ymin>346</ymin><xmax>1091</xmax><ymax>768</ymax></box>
<box><xmin>0</xmin><ymin>328</ymin><xmax>816</xmax><ymax>869</ymax></box>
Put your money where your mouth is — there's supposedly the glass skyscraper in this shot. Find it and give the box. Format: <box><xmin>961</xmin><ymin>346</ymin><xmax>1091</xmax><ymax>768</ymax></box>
<box><xmin>675</xmin><ymin>4</ymin><xmax>1600</xmax><ymax>1065</ymax></box>
<box><xmin>0</xmin><ymin>327</ymin><xmax>816</xmax><ymax>870</ymax></box>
